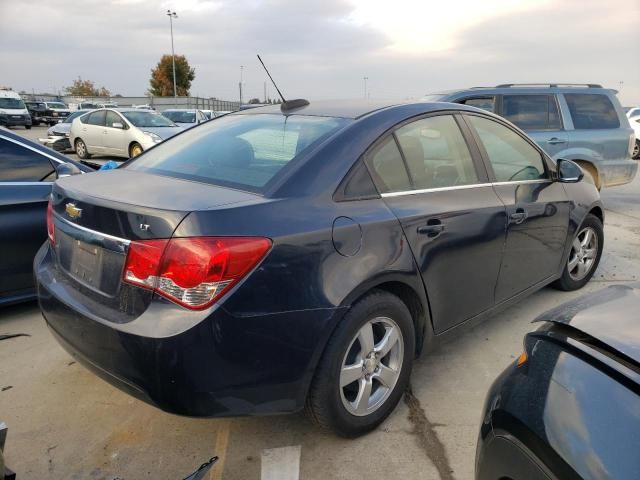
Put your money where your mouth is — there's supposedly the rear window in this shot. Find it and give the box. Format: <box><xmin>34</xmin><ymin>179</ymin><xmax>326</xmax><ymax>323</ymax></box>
<box><xmin>502</xmin><ymin>95</ymin><xmax>561</xmax><ymax>130</ymax></box>
<box><xmin>565</xmin><ymin>93</ymin><xmax>620</xmax><ymax>129</ymax></box>
<box><xmin>124</xmin><ymin>114</ymin><xmax>348</xmax><ymax>192</ymax></box>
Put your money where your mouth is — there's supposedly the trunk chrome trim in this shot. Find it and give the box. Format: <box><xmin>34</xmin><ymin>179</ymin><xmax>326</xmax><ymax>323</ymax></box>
<box><xmin>53</xmin><ymin>212</ymin><xmax>131</xmax><ymax>247</ymax></box>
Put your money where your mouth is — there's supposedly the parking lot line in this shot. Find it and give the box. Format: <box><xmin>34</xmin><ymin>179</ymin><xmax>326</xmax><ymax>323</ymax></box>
<box><xmin>261</xmin><ymin>445</ymin><xmax>302</xmax><ymax>480</ymax></box>
<box><xmin>211</xmin><ymin>420</ymin><xmax>231</xmax><ymax>480</ymax></box>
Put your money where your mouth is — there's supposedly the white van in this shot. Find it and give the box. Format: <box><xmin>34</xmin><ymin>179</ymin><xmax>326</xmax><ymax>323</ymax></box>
<box><xmin>0</xmin><ymin>89</ymin><xmax>32</xmax><ymax>129</ymax></box>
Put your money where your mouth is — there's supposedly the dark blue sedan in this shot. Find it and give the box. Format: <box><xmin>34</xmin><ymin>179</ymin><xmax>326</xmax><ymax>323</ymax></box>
<box><xmin>35</xmin><ymin>100</ymin><xmax>604</xmax><ymax>437</ymax></box>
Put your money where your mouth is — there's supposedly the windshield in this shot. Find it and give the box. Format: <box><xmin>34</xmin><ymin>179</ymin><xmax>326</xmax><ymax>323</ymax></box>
<box><xmin>0</xmin><ymin>98</ymin><xmax>26</xmax><ymax>109</ymax></box>
<box><xmin>47</xmin><ymin>102</ymin><xmax>67</xmax><ymax>109</ymax></box>
<box><xmin>163</xmin><ymin>111</ymin><xmax>196</xmax><ymax>123</ymax></box>
<box><xmin>125</xmin><ymin>113</ymin><xmax>348</xmax><ymax>192</ymax></box>
<box><xmin>121</xmin><ymin>111</ymin><xmax>177</xmax><ymax>127</ymax></box>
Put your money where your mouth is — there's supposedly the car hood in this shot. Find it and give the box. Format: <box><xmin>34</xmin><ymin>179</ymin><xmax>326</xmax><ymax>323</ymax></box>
<box><xmin>535</xmin><ymin>284</ymin><xmax>640</xmax><ymax>364</ymax></box>
<box><xmin>50</xmin><ymin>123</ymin><xmax>71</xmax><ymax>135</ymax></box>
<box><xmin>138</xmin><ymin>126</ymin><xmax>184</xmax><ymax>139</ymax></box>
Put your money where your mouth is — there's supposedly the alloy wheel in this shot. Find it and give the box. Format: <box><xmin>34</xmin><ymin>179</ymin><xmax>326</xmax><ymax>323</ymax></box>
<box><xmin>568</xmin><ymin>226</ymin><xmax>598</xmax><ymax>281</ymax></box>
<box><xmin>76</xmin><ymin>140</ymin><xmax>86</xmax><ymax>157</ymax></box>
<box><xmin>633</xmin><ymin>140</ymin><xmax>639</xmax><ymax>160</ymax></box>
<box><xmin>340</xmin><ymin>316</ymin><xmax>403</xmax><ymax>416</ymax></box>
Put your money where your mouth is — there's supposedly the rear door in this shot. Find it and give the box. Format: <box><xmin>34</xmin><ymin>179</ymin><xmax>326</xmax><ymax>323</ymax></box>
<box><xmin>81</xmin><ymin>110</ymin><xmax>107</xmax><ymax>153</ymax></box>
<box><xmin>366</xmin><ymin>113</ymin><xmax>507</xmax><ymax>333</ymax></box>
<box><xmin>0</xmin><ymin>136</ymin><xmax>56</xmax><ymax>298</ymax></box>
<box><xmin>500</xmin><ymin>94</ymin><xmax>568</xmax><ymax>158</ymax></box>
<box><xmin>463</xmin><ymin>114</ymin><xmax>571</xmax><ymax>302</ymax></box>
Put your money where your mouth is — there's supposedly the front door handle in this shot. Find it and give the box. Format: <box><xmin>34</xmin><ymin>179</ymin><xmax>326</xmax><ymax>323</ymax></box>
<box><xmin>509</xmin><ymin>211</ymin><xmax>528</xmax><ymax>224</ymax></box>
<box><xmin>417</xmin><ymin>221</ymin><xmax>445</xmax><ymax>237</ymax></box>
<box><xmin>547</xmin><ymin>137</ymin><xmax>566</xmax><ymax>145</ymax></box>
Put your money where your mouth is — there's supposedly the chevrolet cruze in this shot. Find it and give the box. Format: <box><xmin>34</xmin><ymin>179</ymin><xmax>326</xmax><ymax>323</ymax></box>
<box><xmin>36</xmin><ymin>100</ymin><xmax>604</xmax><ymax>437</ymax></box>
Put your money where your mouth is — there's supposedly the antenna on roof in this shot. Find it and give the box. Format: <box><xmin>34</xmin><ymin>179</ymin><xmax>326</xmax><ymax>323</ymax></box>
<box><xmin>257</xmin><ymin>54</ymin><xmax>309</xmax><ymax>112</ymax></box>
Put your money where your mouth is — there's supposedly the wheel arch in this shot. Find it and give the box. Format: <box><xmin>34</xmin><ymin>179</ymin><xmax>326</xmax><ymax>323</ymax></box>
<box><xmin>588</xmin><ymin>205</ymin><xmax>604</xmax><ymax>224</ymax></box>
<box><xmin>128</xmin><ymin>141</ymin><xmax>143</xmax><ymax>157</ymax></box>
<box><xmin>572</xmin><ymin>159</ymin><xmax>602</xmax><ymax>189</ymax></box>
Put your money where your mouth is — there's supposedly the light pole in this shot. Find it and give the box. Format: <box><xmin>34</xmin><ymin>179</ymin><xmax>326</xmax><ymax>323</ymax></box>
<box><xmin>167</xmin><ymin>10</ymin><xmax>178</xmax><ymax>104</ymax></box>
<box><xmin>363</xmin><ymin>76</ymin><xmax>368</xmax><ymax>99</ymax></box>
<box><xmin>239</xmin><ymin>65</ymin><xmax>244</xmax><ymax>105</ymax></box>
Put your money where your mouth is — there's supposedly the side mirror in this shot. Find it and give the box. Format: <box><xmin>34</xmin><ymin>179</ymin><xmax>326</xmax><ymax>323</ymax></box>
<box><xmin>112</xmin><ymin>122</ymin><xmax>124</xmax><ymax>129</ymax></box>
<box><xmin>557</xmin><ymin>159</ymin><xmax>584</xmax><ymax>183</ymax></box>
<box><xmin>56</xmin><ymin>162</ymin><xmax>82</xmax><ymax>178</ymax></box>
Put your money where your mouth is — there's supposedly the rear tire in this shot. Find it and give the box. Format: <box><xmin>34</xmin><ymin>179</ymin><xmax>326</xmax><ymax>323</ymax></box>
<box><xmin>25</xmin><ymin>125</ymin><xmax>31</xmax><ymax>130</ymax></box>
<box><xmin>633</xmin><ymin>139</ymin><xmax>640</xmax><ymax>160</ymax></box>
<box><xmin>552</xmin><ymin>214</ymin><xmax>603</xmax><ymax>291</ymax></box>
<box><xmin>306</xmin><ymin>290</ymin><xmax>415</xmax><ymax>437</ymax></box>
<box><xmin>75</xmin><ymin>138</ymin><xmax>91</xmax><ymax>159</ymax></box>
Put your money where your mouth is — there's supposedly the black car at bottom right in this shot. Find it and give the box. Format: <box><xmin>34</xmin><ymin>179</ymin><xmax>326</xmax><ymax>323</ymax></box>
<box><xmin>477</xmin><ymin>283</ymin><xmax>640</xmax><ymax>480</ymax></box>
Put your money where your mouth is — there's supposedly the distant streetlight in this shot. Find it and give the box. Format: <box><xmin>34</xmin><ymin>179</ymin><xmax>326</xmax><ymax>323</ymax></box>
<box><xmin>167</xmin><ymin>10</ymin><xmax>178</xmax><ymax>104</ymax></box>
<box><xmin>239</xmin><ymin>65</ymin><xmax>244</xmax><ymax>104</ymax></box>
<box><xmin>363</xmin><ymin>76</ymin><xmax>368</xmax><ymax>99</ymax></box>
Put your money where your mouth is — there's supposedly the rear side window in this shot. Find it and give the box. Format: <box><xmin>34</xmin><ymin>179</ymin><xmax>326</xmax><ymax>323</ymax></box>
<box><xmin>86</xmin><ymin>110</ymin><xmax>106</xmax><ymax>126</ymax></box>
<box><xmin>565</xmin><ymin>94</ymin><xmax>620</xmax><ymax>129</ymax></box>
<box><xmin>461</xmin><ymin>97</ymin><xmax>495</xmax><ymax>113</ymax></box>
<box><xmin>502</xmin><ymin>95</ymin><xmax>561</xmax><ymax>130</ymax></box>
<box><xmin>365</xmin><ymin>137</ymin><xmax>411</xmax><ymax>193</ymax></box>
<box><xmin>0</xmin><ymin>138</ymin><xmax>55</xmax><ymax>181</ymax></box>
<box><xmin>395</xmin><ymin>115</ymin><xmax>479</xmax><ymax>189</ymax></box>
<box><xmin>125</xmin><ymin>114</ymin><xmax>348</xmax><ymax>192</ymax></box>
<box><xmin>468</xmin><ymin>115</ymin><xmax>546</xmax><ymax>182</ymax></box>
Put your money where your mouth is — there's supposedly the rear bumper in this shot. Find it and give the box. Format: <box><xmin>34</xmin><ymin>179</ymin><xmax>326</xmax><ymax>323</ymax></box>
<box><xmin>35</xmin><ymin>243</ymin><xmax>342</xmax><ymax>417</ymax></box>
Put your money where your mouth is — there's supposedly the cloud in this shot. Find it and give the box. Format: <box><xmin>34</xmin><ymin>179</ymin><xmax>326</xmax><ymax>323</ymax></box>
<box><xmin>0</xmin><ymin>0</ymin><xmax>638</xmax><ymax>104</ymax></box>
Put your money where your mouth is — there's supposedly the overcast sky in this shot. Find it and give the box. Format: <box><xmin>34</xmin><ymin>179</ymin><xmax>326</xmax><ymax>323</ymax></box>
<box><xmin>1</xmin><ymin>0</ymin><xmax>639</xmax><ymax>104</ymax></box>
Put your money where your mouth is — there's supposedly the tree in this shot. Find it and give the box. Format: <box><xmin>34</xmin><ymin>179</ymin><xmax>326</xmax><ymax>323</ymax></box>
<box><xmin>65</xmin><ymin>77</ymin><xmax>111</xmax><ymax>96</ymax></box>
<box><xmin>248</xmin><ymin>98</ymin><xmax>261</xmax><ymax>104</ymax></box>
<box><xmin>148</xmin><ymin>54</ymin><xmax>195</xmax><ymax>97</ymax></box>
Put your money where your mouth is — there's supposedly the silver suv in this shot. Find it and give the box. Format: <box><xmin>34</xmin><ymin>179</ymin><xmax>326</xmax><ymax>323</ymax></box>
<box><xmin>427</xmin><ymin>84</ymin><xmax>637</xmax><ymax>188</ymax></box>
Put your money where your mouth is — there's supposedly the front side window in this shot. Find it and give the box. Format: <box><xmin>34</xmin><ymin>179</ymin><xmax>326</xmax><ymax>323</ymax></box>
<box><xmin>468</xmin><ymin>115</ymin><xmax>547</xmax><ymax>182</ymax></box>
<box><xmin>365</xmin><ymin>137</ymin><xmax>411</xmax><ymax>193</ymax></box>
<box><xmin>502</xmin><ymin>95</ymin><xmax>561</xmax><ymax>130</ymax></box>
<box><xmin>105</xmin><ymin>111</ymin><xmax>123</xmax><ymax>128</ymax></box>
<box><xmin>395</xmin><ymin>115</ymin><xmax>479</xmax><ymax>189</ymax></box>
<box><xmin>462</xmin><ymin>97</ymin><xmax>495</xmax><ymax>113</ymax></box>
<box><xmin>125</xmin><ymin>114</ymin><xmax>348</xmax><ymax>192</ymax></box>
<box><xmin>0</xmin><ymin>138</ymin><xmax>55</xmax><ymax>182</ymax></box>
<box><xmin>564</xmin><ymin>93</ymin><xmax>620</xmax><ymax>129</ymax></box>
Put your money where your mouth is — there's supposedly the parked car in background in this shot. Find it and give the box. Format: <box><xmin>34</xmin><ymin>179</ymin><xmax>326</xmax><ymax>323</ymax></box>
<box><xmin>25</xmin><ymin>101</ymin><xmax>72</xmax><ymax>126</ymax></box>
<box><xmin>476</xmin><ymin>284</ymin><xmax>640</xmax><ymax>480</ymax></box>
<box><xmin>625</xmin><ymin>106</ymin><xmax>640</xmax><ymax>118</ymax></box>
<box><xmin>0</xmin><ymin>89</ymin><xmax>31</xmax><ymax>129</ymax></box>
<box><xmin>0</xmin><ymin>127</ymin><xmax>94</xmax><ymax>305</ymax></box>
<box><xmin>72</xmin><ymin>101</ymin><xmax>118</xmax><ymax>110</ymax></box>
<box><xmin>629</xmin><ymin>114</ymin><xmax>640</xmax><ymax>159</ymax></box>
<box><xmin>39</xmin><ymin>110</ymin><xmax>92</xmax><ymax>152</ymax></box>
<box><xmin>426</xmin><ymin>84</ymin><xmax>637</xmax><ymax>188</ymax></box>
<box><xmin>162</xmin><ymin>109</ymin><xmax>208</xmax><ymax>128</ymax></box>
<box><xmin>202</xmin><ymin>110</ymin><xmax>231</xmax><ymax>120</ymax></box>
<box><xmin>70</xmin><ymin>108</ymin><xmax>183</xmax><ymax>159</ymax></box>
<box><xmin>36</xmin><ymin>100</ymin><xmax>603</xmax><ymax>437</ymax></box>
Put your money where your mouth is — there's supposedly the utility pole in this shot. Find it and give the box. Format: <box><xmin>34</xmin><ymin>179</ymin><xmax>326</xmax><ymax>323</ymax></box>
<box><xmin>264</xmin><ymin>81</ymin><xmax>267</xmax><ymax>103</ymax></box>
<box><xmin>239</xmin><ymin>65</ymin><xmax>244</xmax><ymax>105</ymax></box>
<box><xmin>363</xmin><ymin>76</ymin><xmax>368</xmax><ymax>99</ymax></box>
<box><xmin>167</xmin><ymin>10</ymin><xmax>178</xmax><ymax>104</ymax></box>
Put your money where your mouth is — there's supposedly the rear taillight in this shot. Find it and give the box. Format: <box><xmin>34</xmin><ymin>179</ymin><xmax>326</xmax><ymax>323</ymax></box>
<box><xmin>123</xmin><ymin>237</ymin><xmax>272</xmax><ymax>310</ymax></box>
<box><xmin>46</xmin><ymin>198</ymin><xmax>55</xmax><ymax>245</ymax></box>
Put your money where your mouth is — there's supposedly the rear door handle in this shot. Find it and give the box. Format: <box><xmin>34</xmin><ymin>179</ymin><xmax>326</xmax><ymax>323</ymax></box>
<box><xmin>417</xmin><ymin>221</ymin><xmax>445</xmax><ymax>237</ymax></box>
<box><xmin>509</xmin><ymin>211</ymin><xmax>528</xmax><ymax>224</ymax></box>
<box><xmin>547</xmin><ymin>137</ymin><xmax>566</xmax><ymax>145</ymax></box>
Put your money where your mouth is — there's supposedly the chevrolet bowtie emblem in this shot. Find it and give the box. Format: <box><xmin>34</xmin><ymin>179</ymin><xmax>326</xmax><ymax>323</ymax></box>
<box><xmin>65</xmin><ymin>202</ymin><xmax>82</xmax><ymax>219</ymax></box>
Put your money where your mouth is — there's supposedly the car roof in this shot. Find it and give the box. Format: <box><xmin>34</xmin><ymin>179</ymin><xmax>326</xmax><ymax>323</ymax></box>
<box><xmin>0</xmin><ymin>127</ymin><xmax>93</xmax><ymax>172</ymax></box>
<box><xmin>232</xmin><ymin>99</ymin><xmax>477</xmax><ymax>119</ymax></box>
<box><xmin>0</xmin><ymin>90</ymin><xmax>22</xmax><ymax>99</ymax></box>
<box><xmin>535</xmin><ymin>283</ymin><xmax>640</xmax><ymax>365</ymax></box>
<box><xmin>429</xmin><ymin>85</ymin><xmax>617</xmax><ymax>97</ymax></box>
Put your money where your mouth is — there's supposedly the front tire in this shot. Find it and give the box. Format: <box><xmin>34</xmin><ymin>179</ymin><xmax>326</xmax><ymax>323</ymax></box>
<box><xmin>25</xmin><ymin>125</ymin><xmax>31</xmax><ymax>130</ymax></box>
<box><xmin>129</xmin><ymin>142</ymin><xmax>143</xmax><ymax>158</ymax></box>
<box><xmin>306</xmin><ymin>290</ymin><xmax>415</xmax><ymax>437</ymax></box>
<box><xmin>75</xmin><ymin>138</ymin><xmax>91</xmax><ymax>159</ymax></box>
<box><xmin>552</xmin><ymin>213</ymin><xmax>603</xmax><ymax>291</ymax></box>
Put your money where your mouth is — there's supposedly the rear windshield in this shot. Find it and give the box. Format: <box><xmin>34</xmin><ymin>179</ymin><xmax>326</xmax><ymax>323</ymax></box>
<box><xmin>124</xmin><ymin>113</ymin><xmax>348</xmax><ymax>192</ymax></box>
<box><xmin>164</xmin><ymin>111</ymin><xmax>196</xmax><ymax>123</ymax></box>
